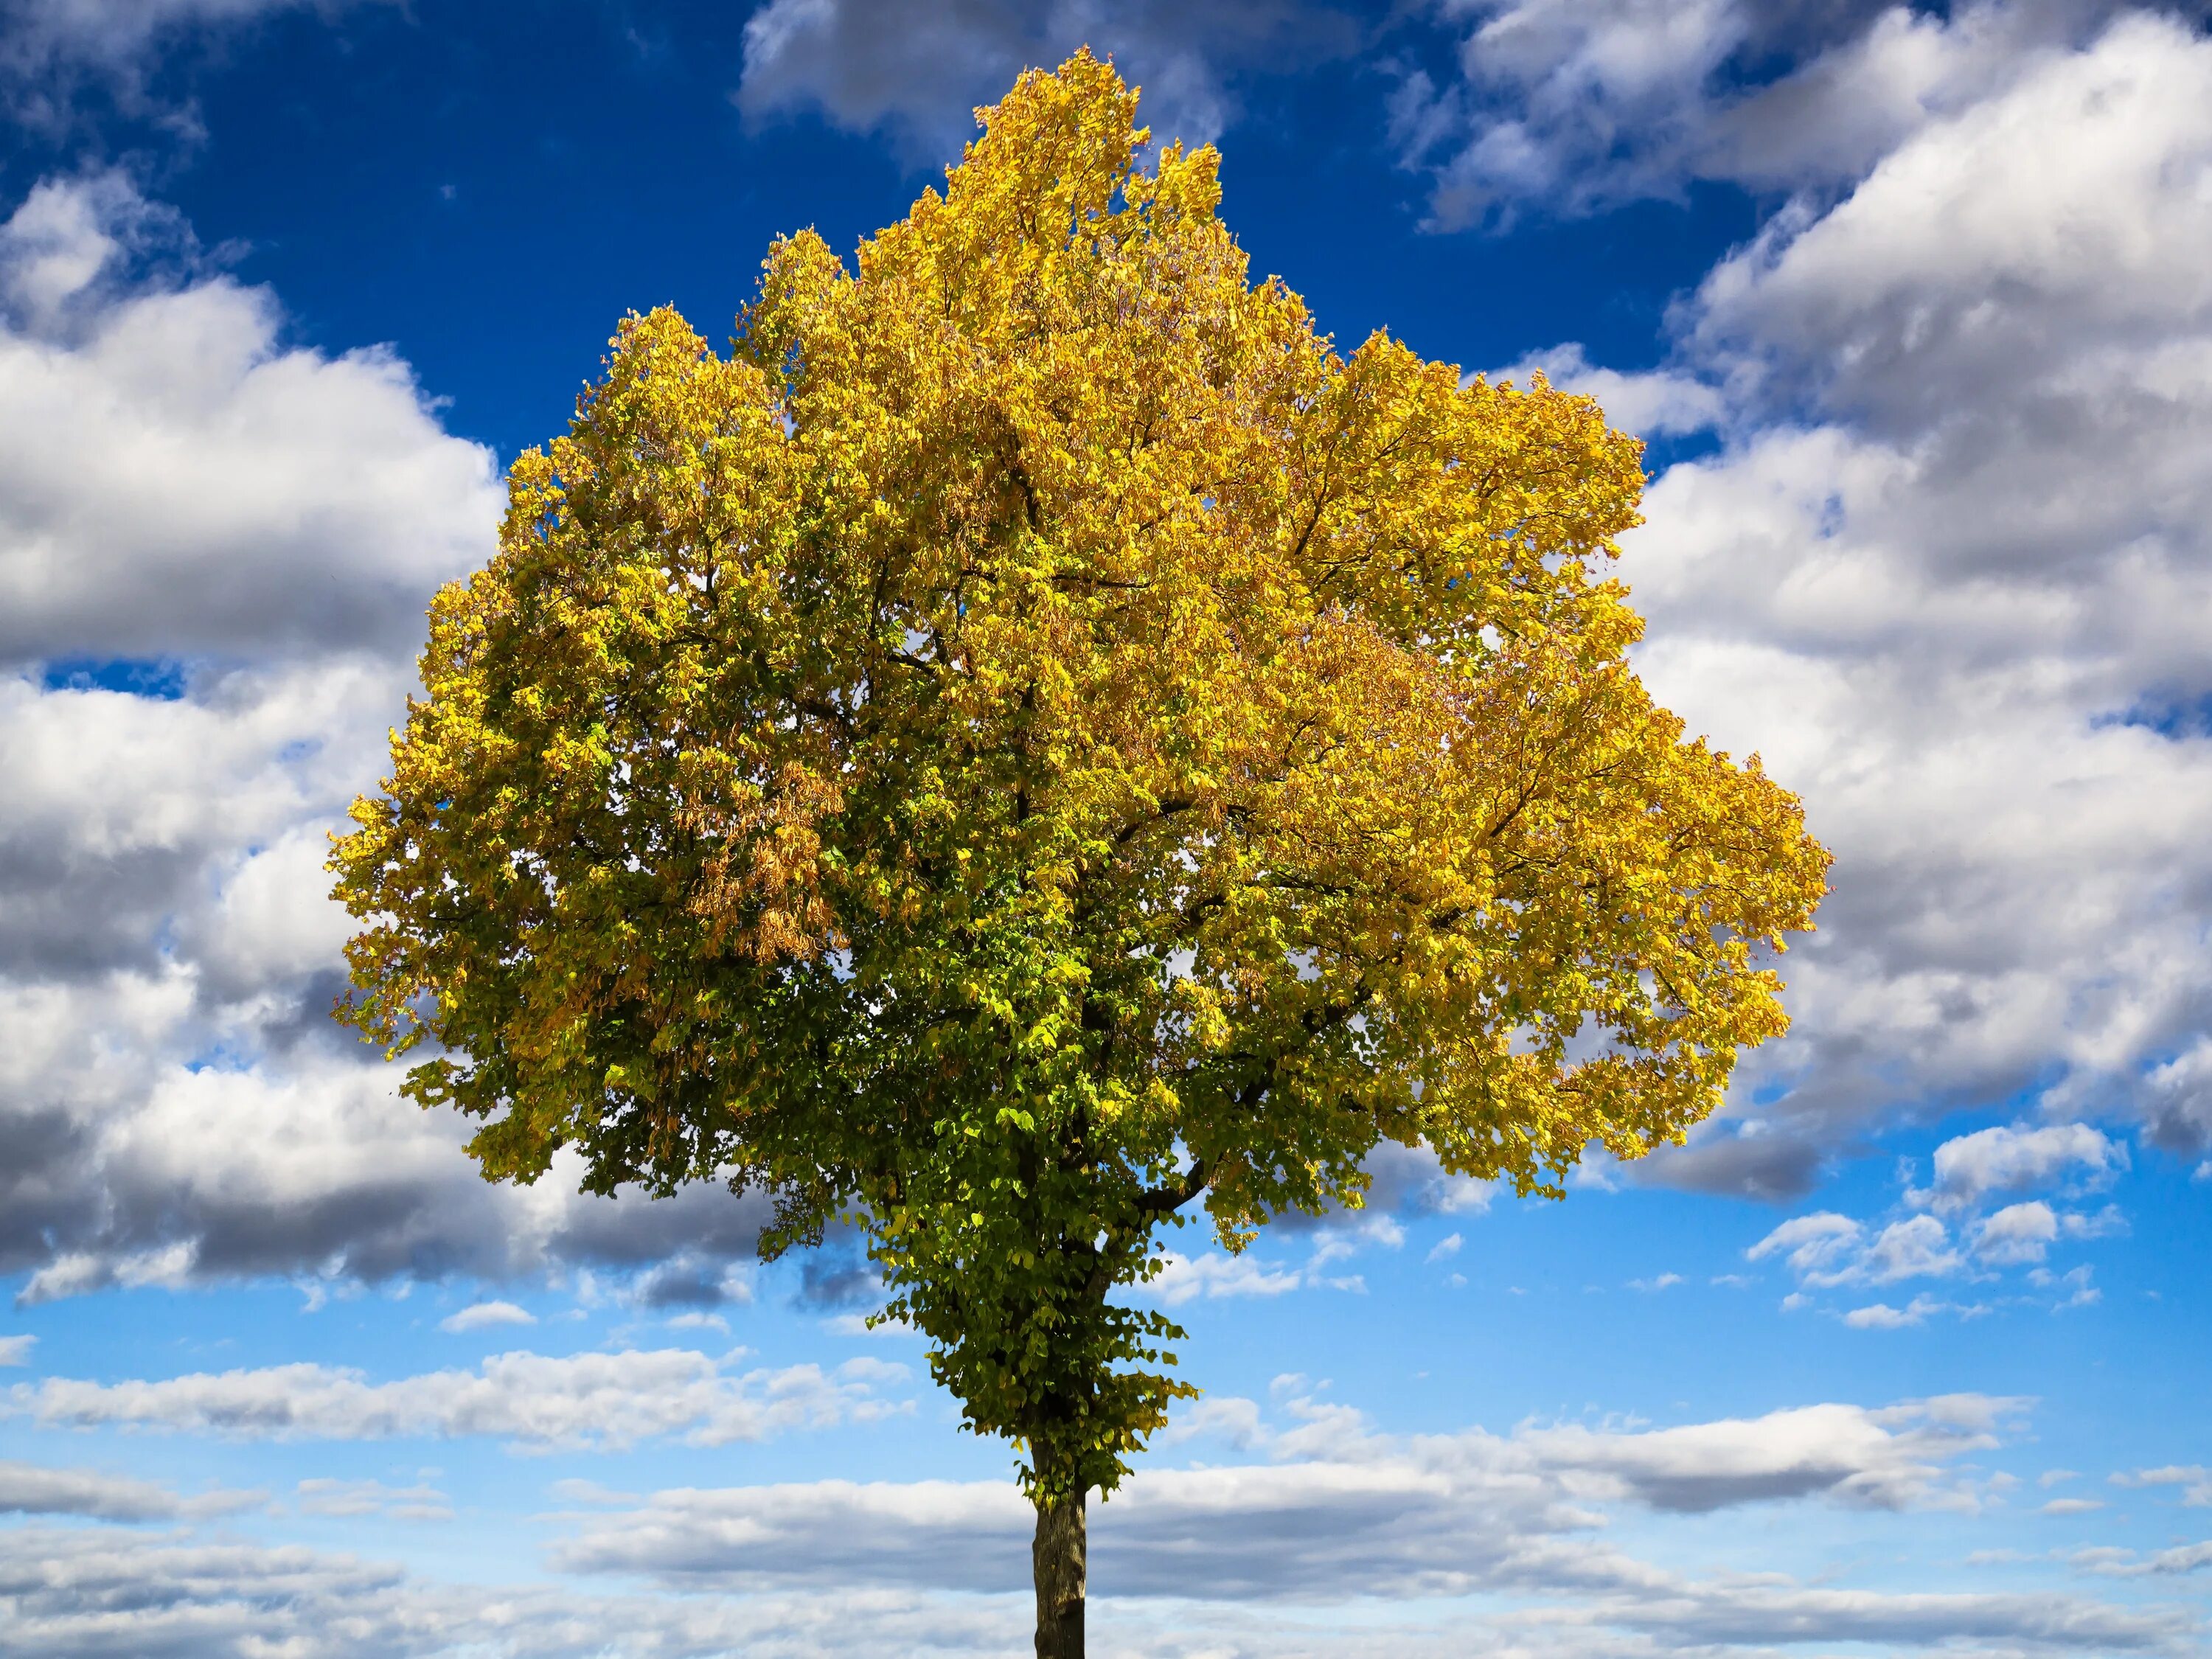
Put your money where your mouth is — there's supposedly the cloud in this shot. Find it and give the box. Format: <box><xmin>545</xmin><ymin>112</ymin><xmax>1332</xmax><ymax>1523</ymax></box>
<box><xmin>562</xmin><ymin>1390</ymin><xmax>2023</xmax><ymax>1590</ymax></box>
<box><xmin>293</xmin><ymin>1477</ymin><xmax>451</xmax><ymax>1521</ymax></box>
<box><xmin>8</xmin><ymin>1348</ymin><xmax>909</xmax><ymax>1450</ymax></box>
<box><xmin>0</xmin><ymin>174</ymin><xmax>500</xmax><ymax>665</ymax></box>
<box><xmin>0</xmin><ymin>175</ymin><xmax>789</xmax><ymax>1305</ymax></box>
<box><xmin>0</xmin><ymin>0</ymin><xmax>395</xmax><ymax>135</ymax></box>
<box><xmin>438</xmin><ymin>1301</ymin><xmax>535</xmax><ymax>1335</ymax></box>
<box><xmin>1391</xmin><ymin>0</ymin><xmax>2158</xmax><ymax>227</ymax></box>
<box><xmin>1488</xmin><ymin>341</ymin><xmax>1724</xmax><ymax>437</ymax></box>
<box><xmin>0</xmin><ymin>1335</ymin><xmax>33</xmax><ymax>1365</ymax></box>
<box><xmin>1537</xmin><ymin>11</ymin><xmax>2212</xmax><ymax>1189</ymax></box>
<box><xmin>736</xmin><ymin>0</ymin><xmax>1354</xmax><ymax>162</ymax></box>
<box><xmin>0</xmin><ymin>1457</ymin><xmax>256</xmax><ymax>1521</ymax></box>
<box><xmin>1843</xmin><ymin>1294</ymin><xmax>1978</xmax><ymax>1330</ymax></box>
<box><xmin>1145</xmin><ymin>1208</ymin><xmax>1413</xmax><ymax>1306</ymax></box>
<box><xmin>1746</xmin><ymin>1211</ymin><xmax>1860</xmax><ymax>1276</ymax></box>
<box><xmin>0</xmin><ymin>1526</ymin><xmax>1029</xmax><ymax>1659</ymax></box>
<box><xmin>2112</xmin><ymin>1464</ymin><xmax>2212</xmax><ymax>1506</ymax></box>
<box><xmin>1975</xmin><ymin>1200</ymin><xmax>2061</xmax><ymax>1265</ymax></box>
<box><xmin>546</xmin><ymin>1389</ymin><xmax>2183</xmax><ymax>1652</ymax></box>
<box><xmin>0</xmin><ymin>1391</ymin><xmax>2177</xmax><ymax>1657</ymax></box>
<box><xmin>1519</xmin><ymin>1394</ymin><xmax>2022</xmax><ymax>1514</ymax></box>
<box><xmin>2078</xmin><ymin>1540</ymin><xmax>2212</xmax><ymax>1576</ymax></box>
<box><xmin>1146</xmin><ymin>1249</ymin><xmax>1304</xmax><ymax>1306</ymax></box>
<box><xmin>1916</xmin><ymin>1123</ymin><xmax>2128</xmax><ymax>1214</ymax></box>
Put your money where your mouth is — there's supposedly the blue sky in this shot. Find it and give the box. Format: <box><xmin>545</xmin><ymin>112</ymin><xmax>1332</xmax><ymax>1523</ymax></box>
<box><xmin>1</xmin><ymin>1</ymin><xmax>2210</xmax><ymax>1654</ymax></box>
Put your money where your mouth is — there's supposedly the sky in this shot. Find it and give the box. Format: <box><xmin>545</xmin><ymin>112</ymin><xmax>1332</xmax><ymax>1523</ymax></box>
<box><xmin>0</xmin><ymin>0</ymin><xmax>2210</xmax><ymax>1654</ymax></box>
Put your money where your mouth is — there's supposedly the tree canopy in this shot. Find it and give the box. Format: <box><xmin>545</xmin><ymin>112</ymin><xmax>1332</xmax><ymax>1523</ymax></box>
<box><xmin>332</xmin><ymin>49</ymin><xmax>1827</xmax><ymax>1655</ymax></box>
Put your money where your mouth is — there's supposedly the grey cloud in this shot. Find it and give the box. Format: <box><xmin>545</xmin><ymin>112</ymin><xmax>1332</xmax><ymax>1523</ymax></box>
<box><xmin>0</xmin><ymin>1458</ymin><xmax>254</xmax><ymax>1521</ymax></box>
<box><xmin>735</xmin><ymin>0</ymin><xmax>1356</xmax><ymax>162</ymax></box>
<box><xmin>549</xmin><ymin>1391</ymin><xmax>2189</xmax><ymax>1652</ymax></box>
<box><xmin>1631</xmin><ymin>1124</ymin><xmax>1825</xmax><ymax>1201</ymax></box>
<box><xmin>0</xmin><ymin>0</ymin><xmax>395</xmax><ymax>139</ymax></box>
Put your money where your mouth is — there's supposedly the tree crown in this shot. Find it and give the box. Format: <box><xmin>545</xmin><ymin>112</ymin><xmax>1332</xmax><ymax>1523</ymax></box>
<box><xmin>333</xmin><ymin>50</ymin><xmax>1828</xmax><ymax>1500</ymax></box>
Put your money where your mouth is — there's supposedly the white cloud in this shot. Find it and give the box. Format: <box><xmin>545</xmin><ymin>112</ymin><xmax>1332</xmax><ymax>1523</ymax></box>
<box><xmin>0</xmin><ymin>1335</ymin><xmax>33</xmax><ymax>1365</ymax></box>
<box><xmin>294</xmin><ymin>1476</ymin><xmax>451</xmax><ymax>1521</ymax></box>
<box><xmin>1147</xmin><ymin>1249</ymin><xmax>1303</xmax><ymax>1306</ymax></box>
<box><xmin>1486</xmin><ymin>341</ymin><xmax>1724</xmax><ymax>436</ymax></box>
<box><xmin>1590</xmin><ymin>13</ymin><xmax>2212</xmax><ymax>1191</ymax></box>
<box><xmin>8</xmin><ymin>1348</ymin><xmax>910</xmax><ymax>1450</ymax></box>
<box><xmin>1424</xmin><ymin>1231</ymin><xmax>1463</xmax><ymax>1263</ymax></box>
<box><xmin>1843</xmin><ymin>1294</ymin><xmax>1976</xmax><ymax>1330</ymax></box>
<box><xmin>1918</xmin><ymin>1123</ymin><xmax>2128</xmax><ymax>1214</ymax></box>
<box><xmin>0</xmin><ymin>175</ymin><xmax>788</xmax><ymax>1304</ymax></box>
<box><xmin>438</xmin><ymin>1301</ymin><xmax>535</xmax><ymax>1335</ymax></box>
<box><xmin>1857</xmin><ymin>1215</ymin><xmax>1964</xmax><ymax>1283</ymax></box>
<box><xmin>1394</xmin><ymin>0</ymin><xmax>2146</xmax><ymax>226</ymax></box>
<box><xmin>1975</xmin><ymin>1200</ymin><xmax>2061</xmax><ymax>1265</ymax></box>
<box><xmin>2039</xmin><ymin>1496</ymin><xmax>2105</xmax><ymax>1515</ymax></box>
<box><xmin>1746</xmin><ymin>1211</ymin><xmax>1860</xmax><ymax>1276</ymax></box>
<box><xmin>2112</xmin><ymin>1464</ymin><xmax>2212</xmax><ymax>1506</ymax></box>
<box><xmin>0</xmin><ymin>175</ymin><xmax>500</xmax><ymax>664</ymax></box>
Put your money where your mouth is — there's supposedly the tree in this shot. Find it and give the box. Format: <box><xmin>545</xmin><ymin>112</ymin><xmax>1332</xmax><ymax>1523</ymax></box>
<box><xmin>331</xmin><ymin>51</ymin><xmax>1828</xmax><ymax>1659</ymax></box>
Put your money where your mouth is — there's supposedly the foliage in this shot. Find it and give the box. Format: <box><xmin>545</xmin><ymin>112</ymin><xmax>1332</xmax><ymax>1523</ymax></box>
<box><xmin>333</xmin><ymin>51</ymin><xmax>1828</xmax><ymax>1506</ymax></box>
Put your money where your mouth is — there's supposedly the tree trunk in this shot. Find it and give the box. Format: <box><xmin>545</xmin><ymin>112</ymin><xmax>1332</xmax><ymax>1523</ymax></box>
<box><xmin>1032</xmin><ymin>1488</ymin><xmax>1086</xmax><ymax>1659</ymax></box>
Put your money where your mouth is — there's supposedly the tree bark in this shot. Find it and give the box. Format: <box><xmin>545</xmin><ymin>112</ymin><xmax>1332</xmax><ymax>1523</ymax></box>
<box><xmin>1032</xmin><ymin>1488</ymin><xmax>1086</xmax><ymax>1659</ymax></box>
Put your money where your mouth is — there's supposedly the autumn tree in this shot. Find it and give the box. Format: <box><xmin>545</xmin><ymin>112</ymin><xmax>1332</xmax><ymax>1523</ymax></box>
<box><xmin>331</xmin><ymin>51</ymin><xmax>1827</xmax><ymax>1659</ymax></box>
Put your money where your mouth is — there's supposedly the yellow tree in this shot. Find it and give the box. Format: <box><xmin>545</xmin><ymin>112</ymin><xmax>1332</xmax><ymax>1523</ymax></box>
<box><xmin>333</xmin><ymin>52</ymin><xmax>1826</xmax><ymax>1659</ymax></box>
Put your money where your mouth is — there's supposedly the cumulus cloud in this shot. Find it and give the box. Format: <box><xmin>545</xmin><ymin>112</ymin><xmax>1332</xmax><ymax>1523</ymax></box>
<box><xmin>8</xmin><ymin>1348</ymin><xmax>909</xmax><ymax>1451</ymax></box>
<box><xmin>1528</xmin><ymin>10</ymin><xmax>2212</xmax><ymax>1192</ymax></box>
<box><xmin>1915</xmin><ymin>1124</ymin><xmax>2128</xmax><ymax>1213</ymax></box>
<box><xmin>1391</xmin><ymin>0</ymin><xmax>2168</xmax><ymax>226</ymax></box>
<box><xmin>1488</xmin><ymin>341</ymin><xmax>1725</xmax><ymax>437</ymax></box>
<box><xmin>0</xmin><ymin>174</ymin><xmax>791</xmax><ymax>1305</ymax></box>
<box><xmin>0</xmin><ymin>175</ymin><xmax>500</xmax><ymax>664</ymax></box>
<box><xmin>1746</xmin><ymin>1191</ymin><xmax>2120</xmax><ymax>1318</ymax></box>
<box><xmin>735</xmin><ymin>0</ymin><xmax>1355</xmax><ymax>161</ymax></box>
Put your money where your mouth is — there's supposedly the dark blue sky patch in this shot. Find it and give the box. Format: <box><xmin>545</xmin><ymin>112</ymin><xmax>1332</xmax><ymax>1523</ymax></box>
<box><xmin>38</xmin><ymin>655</ymin><xmax>188</xmax><ymax>700</ymax></box>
